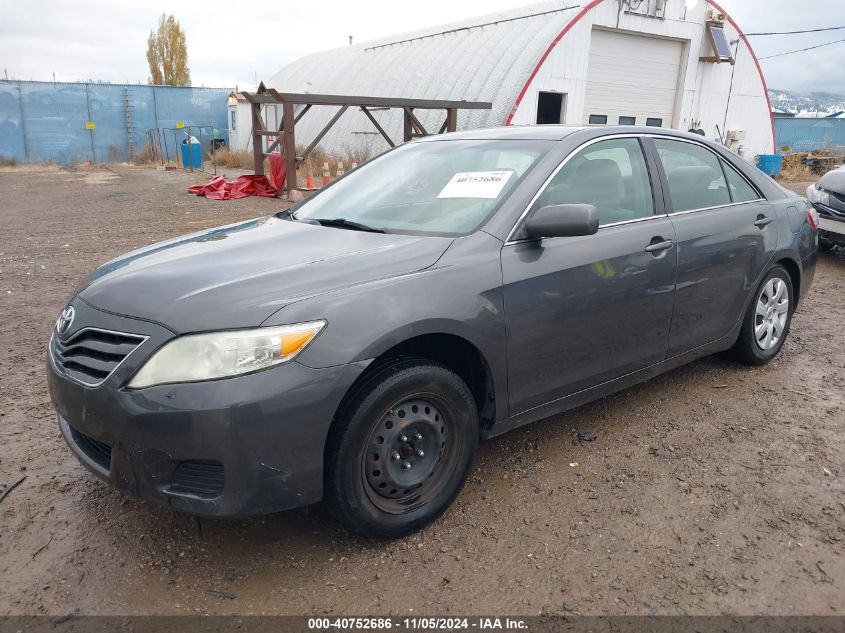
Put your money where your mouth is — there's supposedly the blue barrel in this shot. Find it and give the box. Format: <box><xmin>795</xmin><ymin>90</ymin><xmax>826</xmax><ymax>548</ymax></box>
<box><xmin>756</xmin><ymin>154</ymin><xmax>783</xmax><ymax>177</ymax></box>
<box><xmin>180</xmin><ymin>141</ymin><xmax>202</xmax><ymax>169</ymax></box>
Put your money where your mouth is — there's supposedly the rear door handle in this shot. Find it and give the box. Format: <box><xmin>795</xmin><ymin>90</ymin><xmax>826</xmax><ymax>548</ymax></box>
<box><xmin>754</xmin><ymin>215</ymin><xmax>773</xmax><ymax>228</ymax></box>
<box><xmin>645</xmin><ymin>239</ymin><xmax>674</xmax><ymax>253</ymax></box>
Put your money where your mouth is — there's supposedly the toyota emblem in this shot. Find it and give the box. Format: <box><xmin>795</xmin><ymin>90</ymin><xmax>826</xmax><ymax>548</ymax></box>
<box><xmin>56</xmin><ymin>306</ymin><xmax>75</xmax><ymax>337</ymax></box>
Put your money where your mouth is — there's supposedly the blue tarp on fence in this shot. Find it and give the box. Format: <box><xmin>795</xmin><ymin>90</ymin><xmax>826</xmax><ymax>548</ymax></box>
<box><xmin>0</xmin><ymin>80</ymin><xmax>231</xmax><ymax>164</ymax></box>
<box><xmin>774</xmin><ymin>117</ymin><xmax>845</xmax><ymax>153</ymax></box>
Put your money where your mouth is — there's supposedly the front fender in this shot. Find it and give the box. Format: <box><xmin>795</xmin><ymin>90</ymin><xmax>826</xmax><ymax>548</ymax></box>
<box><xmin>263</xmin><ymin>231</ymin><xmax>509</xmax><ymax>419</ymax></box>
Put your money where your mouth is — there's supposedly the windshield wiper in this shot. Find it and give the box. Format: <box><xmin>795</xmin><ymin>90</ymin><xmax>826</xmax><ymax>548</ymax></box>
<box><xmin>310</xmin><ymin>218</ymin><xmax>388</xmax><ymax>233</ymax></box>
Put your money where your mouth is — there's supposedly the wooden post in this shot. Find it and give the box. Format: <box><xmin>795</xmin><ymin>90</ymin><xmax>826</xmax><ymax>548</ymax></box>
<box><xmin>282</xmin><ymin>101</ymin><xmax>297</xmax><ymax>195</ymax></box>
<box><xmin>403</xmin><ymin>108</ymin><xmax>413</xmax><ymax>143</ymax></box>
<box><xmin>251</xmin><ymin>102</ymin><xmax>265</xmax><ymax>176</ymax></box>
<box><xmin>445</xmin><ymin>108</ymin><xmax>457</xmax><ymax>133</ymax></box>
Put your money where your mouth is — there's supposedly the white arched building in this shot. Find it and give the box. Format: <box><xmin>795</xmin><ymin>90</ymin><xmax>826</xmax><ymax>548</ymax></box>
<box><xmin>257</xmin><ymin>0</ymin><xmax>774</xmax><ymax>160</ymax></box>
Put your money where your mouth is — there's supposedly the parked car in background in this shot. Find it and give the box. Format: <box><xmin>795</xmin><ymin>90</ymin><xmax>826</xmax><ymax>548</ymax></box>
<box><xmin>807</xmin><ymin>166</ymin><xmax>845</xmax><ymax>250</ymax></box>
<box><xmin>48</xmin><ymin>126</ymin><xmax>817</xmax><ymax>538</ymax></box>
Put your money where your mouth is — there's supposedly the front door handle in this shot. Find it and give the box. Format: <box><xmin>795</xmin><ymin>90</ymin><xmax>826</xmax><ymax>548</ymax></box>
<box><xmin>645</xmin><ymin>239</ymin><xmax>674</xmax><ymax>254</ymax></box>
<box><xmin>754</xmin><ymin>215</ymin><xmax>773</xmax><ymax>228</ymax></box>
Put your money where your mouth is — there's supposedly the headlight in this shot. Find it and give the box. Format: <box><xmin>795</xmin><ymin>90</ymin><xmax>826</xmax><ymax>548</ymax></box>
<box><xmin>807</xmin><ymin>184</ymin><xmax>830</xmax><ymax>206</ymax></box>
<box><xmin>127</xmin><ymin>321</ymin><xmax>326</xmax><ymax>388</ymax></box>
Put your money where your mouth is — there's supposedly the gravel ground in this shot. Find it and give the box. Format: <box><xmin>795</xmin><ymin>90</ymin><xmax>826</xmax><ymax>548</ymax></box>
<box><xmin>0</xmin><ymin>166</ymin><xmax>842</xmax><ymax>616</ymax></box>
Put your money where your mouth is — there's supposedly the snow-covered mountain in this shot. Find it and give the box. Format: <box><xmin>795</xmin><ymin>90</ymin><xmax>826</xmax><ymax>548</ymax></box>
<box><xmin>769</xmin><ymin>89</ymin><xmax>845</xmax><ymax>115</ymax></box>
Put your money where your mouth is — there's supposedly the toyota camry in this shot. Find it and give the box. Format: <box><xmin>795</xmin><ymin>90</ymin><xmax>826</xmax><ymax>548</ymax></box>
<box><xmin>48</xmin><ymin>126</ymin><xmax>818</xmax><ymax>538</ymax></box>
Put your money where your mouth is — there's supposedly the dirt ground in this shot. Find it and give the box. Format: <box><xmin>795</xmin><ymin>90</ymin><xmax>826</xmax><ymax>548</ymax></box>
<box><xmin>0</xmin><ymin>166</ymin><xmax>842</xmax><ymax>617</ymax></box>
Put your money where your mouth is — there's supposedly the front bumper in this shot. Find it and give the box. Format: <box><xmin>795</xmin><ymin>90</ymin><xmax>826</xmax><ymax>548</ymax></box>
<box><xmin>811</xmin><ymin>202</ymin><xmax>845</xmax><ymax>244</ymax></box>
<box><xmin>47</xmin><ymin>300</ymin><xmax>369</xmax><ymax>518</ymax></box>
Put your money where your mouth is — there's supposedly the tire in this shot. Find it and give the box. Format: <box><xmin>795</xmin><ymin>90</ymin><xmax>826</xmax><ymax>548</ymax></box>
<box><xmin>324</xmin><ymin>357</ymin><xmax>479</xmax><ymax>539</ymax></box>
<box><xmin>732</xmin><ymin>264</ymin><xmax>794</xmax><ymax>366</ymax></box>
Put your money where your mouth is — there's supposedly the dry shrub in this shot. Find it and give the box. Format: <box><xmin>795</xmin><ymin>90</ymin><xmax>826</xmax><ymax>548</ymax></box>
<box><xmin>776</xmin><ymin>153</ymin><xmax>811</xmax><ymax>182</ymax></box>
<box><xmin>210</xmin><ymin>148</ymin><xmax>253</xmax><ymax>169</ymax></box>
<box><xmin>135</xmin><ymin>142</ymin><xmax>159</xmax><ymax>165</ymax></box>
<box><xmin>0</xmin><ymin>153</ymin><xmax>19</xmax><ymax>167</ymax></box>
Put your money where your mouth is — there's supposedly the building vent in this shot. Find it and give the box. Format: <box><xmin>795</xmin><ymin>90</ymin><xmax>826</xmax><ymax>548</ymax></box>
<box><xmin>623</xmin><ymin>0</ymin><xmax>666</xmax><ymax>19</ymax></box>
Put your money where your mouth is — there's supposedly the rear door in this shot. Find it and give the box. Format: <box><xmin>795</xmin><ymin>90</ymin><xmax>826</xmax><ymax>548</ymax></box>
<box><xmin>648</xmin><ymin>137</ymin><xmax>778</xmax><ymax>356</ymax></box>
<box><xmin>501</xmin><ymin>136</ymin><xmax>677</xmax><ymax>414</ymax></box>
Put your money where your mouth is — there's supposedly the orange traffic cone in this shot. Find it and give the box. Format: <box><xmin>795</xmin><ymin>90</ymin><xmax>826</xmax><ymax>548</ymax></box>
<box><xmin>351</xmin><ymin>159</ymin><xmax>358</xmax><ymax>170</ymax></box>
<box><xmin>336</xmin><ymin>161</ymin><xmax>345</xmax><ymax>177</ymax></box>
<box><xmin>322</xmin><ymin>161</ymin><xmax>330</xmax><ymax>186</ymax></box>
<box><xmin>304</xmin><ymin>160</ymin><xmax>316</xmax><ymax>190</ymax></box>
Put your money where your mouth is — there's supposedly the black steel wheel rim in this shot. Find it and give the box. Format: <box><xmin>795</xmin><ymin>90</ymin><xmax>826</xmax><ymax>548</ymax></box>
<box><xmin>362</xmin><ymin>394</ymin><xmax>461</xmax><ymax>514</ymax></box>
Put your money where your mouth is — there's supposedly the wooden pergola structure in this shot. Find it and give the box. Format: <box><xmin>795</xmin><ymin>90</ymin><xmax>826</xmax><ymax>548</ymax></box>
<box><xmin>239</xmin><ymin>86</ymin><xmax>492</xmax><ymax>196</ymax></box>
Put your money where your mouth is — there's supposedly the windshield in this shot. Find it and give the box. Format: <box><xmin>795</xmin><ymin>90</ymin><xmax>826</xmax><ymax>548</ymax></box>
<box><xmin>292</xmin><ymin>139</ymin><xmax>551</xmax><ymax>236</ymax></box>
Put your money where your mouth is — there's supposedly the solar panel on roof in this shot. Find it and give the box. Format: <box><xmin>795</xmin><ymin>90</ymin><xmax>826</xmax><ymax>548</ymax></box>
<box><xmin>710</xmin><ymin>24</ymin><xmax>732</xmax><ymax>60</ymax></box>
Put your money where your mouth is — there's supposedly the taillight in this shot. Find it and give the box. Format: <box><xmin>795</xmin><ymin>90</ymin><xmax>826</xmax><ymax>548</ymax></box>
<box><xmin>806</xmin><ymin>202</ymin><xmax>819</xmax><ymax>231</ymax></box>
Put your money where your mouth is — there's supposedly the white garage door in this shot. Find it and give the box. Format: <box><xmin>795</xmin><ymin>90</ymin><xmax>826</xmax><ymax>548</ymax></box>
<box><xmin>583</xmin><ymin>29</ymin><xmax>683</xmax><ymax>127</ymax></box>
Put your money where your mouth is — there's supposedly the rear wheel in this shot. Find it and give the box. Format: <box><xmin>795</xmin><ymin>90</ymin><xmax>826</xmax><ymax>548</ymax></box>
<box><xmin>324</xmin><ymin>358</ymin><xmax>478</xmax><ymax>539</ymax></box>
<box><xmin>732</xmin><ymin>265</ymin><xmax>793</xmax><ymax>365</ymax></box>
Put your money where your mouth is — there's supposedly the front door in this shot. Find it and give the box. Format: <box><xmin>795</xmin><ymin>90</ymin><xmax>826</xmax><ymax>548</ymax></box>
<box><xmin>650</xmin><ymin>138</ymin><xmax>779</xmax><ymax>356</ymax></box>
<box><xmin>502</xmin><ymin>137</ymin><xmax>677</xmax><ymax>415</ymax></box>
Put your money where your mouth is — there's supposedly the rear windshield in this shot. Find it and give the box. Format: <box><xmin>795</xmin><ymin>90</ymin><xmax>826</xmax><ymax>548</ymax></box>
<box><xmin>292</xmin><ymin>139</ymin><xmax>551</xmax><ymax>236</ymax></box>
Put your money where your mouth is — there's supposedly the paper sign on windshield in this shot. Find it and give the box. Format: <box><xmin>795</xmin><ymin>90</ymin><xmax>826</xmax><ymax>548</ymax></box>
<box><xmin>437</xmin><ymin>171</ymin><xmax>513</xmax><ymax>199</ymax></box>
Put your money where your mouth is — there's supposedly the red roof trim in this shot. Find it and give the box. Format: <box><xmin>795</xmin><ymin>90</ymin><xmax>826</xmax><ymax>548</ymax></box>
<box><xmin>506</xmin><ymin>0</ymin><xmax>776</xmax><ymax>153</ymax></box>
<box><xmin>504</xmin><ymin>0</ymin><xmax>604</xmax><ymax>126</ymax></box>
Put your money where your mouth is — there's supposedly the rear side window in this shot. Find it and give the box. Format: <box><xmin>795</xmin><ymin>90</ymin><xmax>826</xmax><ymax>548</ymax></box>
<box><xmin>536</xmin><ymin>138</ymin><xmax>654</xmax><ymax>226</ymax></box>
<box><xmin>654</xmin><ymin>139</ymin><xmax>730</xmax><ymax>211</ymax></box>
<box><xmin>721</xmin><ymin>159</ymin><xmax>760</xmax><ymax>203</ymax></box>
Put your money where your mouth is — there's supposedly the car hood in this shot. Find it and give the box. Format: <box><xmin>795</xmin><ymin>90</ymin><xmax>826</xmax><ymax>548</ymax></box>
<box><xmin>77</xmin><ymin>216</ymin><xmax>452</xmax><ymax>332</ymax></box>
<box><xmin>819</xmin><ymin>166</ymin><xmax>845</xmax><ymax>195</ymax></box>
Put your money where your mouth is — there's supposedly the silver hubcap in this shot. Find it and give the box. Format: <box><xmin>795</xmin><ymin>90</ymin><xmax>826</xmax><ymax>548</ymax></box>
<box><xmin>754</xmin><ymin>277</ymin><xmax>789</xmax><ymax>351</ymax></box>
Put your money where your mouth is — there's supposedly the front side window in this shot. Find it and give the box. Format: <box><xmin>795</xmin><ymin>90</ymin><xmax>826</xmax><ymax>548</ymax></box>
<box><xmin>293</xmin><ymin>139</ymin><xmax>550</xmax><ymax>236</ymax></box>
<box><xmin>535</xmin><ymin>138</ymin><xmax>654</xmax><ymax>227</ymax></box>
<box><xmin>654</xmin><ymin>139</ymin><xmax>730</xmax><ymax>211</ymax></box>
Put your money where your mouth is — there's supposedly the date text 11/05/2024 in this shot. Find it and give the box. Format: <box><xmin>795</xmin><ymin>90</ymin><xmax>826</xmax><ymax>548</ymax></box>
<box><xmin>307</xmin><ymin>617</ymin><xmax>528</xmax><ymax>630</ymax></box>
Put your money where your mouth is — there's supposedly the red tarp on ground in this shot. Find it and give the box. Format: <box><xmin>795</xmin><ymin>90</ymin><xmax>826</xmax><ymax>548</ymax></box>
<box><xmin>188</xmin><ymin>155</ymin><xmax>286</xmax><ymax>200</ymax></box>
<box><xmin>188</xmin><ymin>175</ymin><xmax>278</xmax><ymax>200</ymax></box>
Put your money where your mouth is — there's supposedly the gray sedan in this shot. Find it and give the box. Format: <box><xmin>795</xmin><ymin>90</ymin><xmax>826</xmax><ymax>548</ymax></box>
<box><xmin>48</xmin><ymin>126</ymin><xmax>818</xmax><ymax>538</ymax></box>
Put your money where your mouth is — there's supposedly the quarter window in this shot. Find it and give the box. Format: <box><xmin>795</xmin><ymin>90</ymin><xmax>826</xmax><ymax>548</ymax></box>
<box><xmin>536</xmin><ymin>138</ymin><xmax>654</xmax><ymax>226</ymax></box>
<box><xmin>654</xmin><ymin>139</ymin><xmax>730</xmax><ymax>211</ymax></box>
<box><xmin>721</xmin><ymin>159</ymin><xmax>760</xmax><ymax>203</ymax></box>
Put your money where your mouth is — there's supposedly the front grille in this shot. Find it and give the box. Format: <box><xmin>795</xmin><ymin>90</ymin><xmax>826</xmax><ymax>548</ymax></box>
<box><xmin>52</xmin><ymin>328</ymin><xmax>146</xmax><ymax>386</ymax></box>
<box><xmin>69</xmin><ymin>425</ymin><xmax>112</xmax><ymax>471</ymax></box>
<box><xmin>170</xmin><ymin>461</ymin><xmax>225</xmax><ymax>497</ymax></box>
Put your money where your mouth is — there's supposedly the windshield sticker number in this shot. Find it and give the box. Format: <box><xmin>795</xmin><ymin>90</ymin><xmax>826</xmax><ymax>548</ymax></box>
<box><xmin>437</xmin><ymin>171</ymin><xmax>513</xmax><ymax>199</ymax></box>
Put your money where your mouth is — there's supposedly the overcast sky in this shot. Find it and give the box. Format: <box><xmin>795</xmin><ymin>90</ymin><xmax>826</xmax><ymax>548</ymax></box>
<box><xmin>1</xmin><ymin>0</ymin><xmax>843</xmax><ymax>94</ymax></box>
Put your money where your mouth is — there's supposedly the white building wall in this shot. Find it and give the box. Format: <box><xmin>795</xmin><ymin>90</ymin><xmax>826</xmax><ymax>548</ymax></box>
<box><xmin>227</xmin><ymin>101</ymin><xmax>254</xmax><ymax>152</ymax></box>
<box><xmin>510</xmin><ymin>0</ymin><xmax>773</xmax><ymax>157</ymax></box>
<box><xmin>265</xmin><ymin>0</ymin><xmax>773</xmax><ymax>158</ymax></box>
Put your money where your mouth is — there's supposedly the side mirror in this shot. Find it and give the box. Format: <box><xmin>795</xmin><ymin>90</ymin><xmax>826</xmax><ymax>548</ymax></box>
<box><xmin>524</xmin><ymin>204</ymin><xmax>599</xmax><ymax>239</ymax></box>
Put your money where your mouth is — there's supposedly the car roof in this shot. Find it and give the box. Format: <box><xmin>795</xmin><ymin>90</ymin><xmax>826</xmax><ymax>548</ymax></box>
<box><xmin>419</xmin><ymin>124</ymin><xmax>724</xmax><ymax>145</ymax></box>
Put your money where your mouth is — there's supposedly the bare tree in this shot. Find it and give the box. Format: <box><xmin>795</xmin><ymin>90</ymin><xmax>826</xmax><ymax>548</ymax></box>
<box><xmin>146</xmin><ymin>14</ymin><xmax>190</xmax><ymax>86</ymax></box>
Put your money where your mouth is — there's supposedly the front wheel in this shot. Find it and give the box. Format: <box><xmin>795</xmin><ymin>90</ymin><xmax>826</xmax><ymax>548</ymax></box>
<box><xmin>732</xmin><ymin>264</ymin><xmax>794</xmax><ymax>365</ymax></box>
<box><xmin>324</xmin><ymin>358</ymin><xmax>479</xmax><ymax>538</ymax></box>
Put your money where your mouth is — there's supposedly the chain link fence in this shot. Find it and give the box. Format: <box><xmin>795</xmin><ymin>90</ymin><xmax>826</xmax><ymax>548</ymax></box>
<box><xmin>774</xmin><ymin>117</ymin><xmax>845</xmax><ymax>154</ymax></box>
<box><xmin>0</xmin><ymin>80</ymin><xmax>231</xmax><ymax>165</ymax></box>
